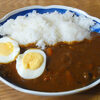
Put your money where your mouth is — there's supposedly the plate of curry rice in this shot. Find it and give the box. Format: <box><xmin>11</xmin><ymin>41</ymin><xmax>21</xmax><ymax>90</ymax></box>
<box><xmin>0</xmin><ymin>5</ymin><xmax>100</xmax><ymax>96</ymax></box>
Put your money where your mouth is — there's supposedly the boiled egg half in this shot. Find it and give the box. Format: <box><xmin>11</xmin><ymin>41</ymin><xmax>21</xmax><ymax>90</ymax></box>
<box><xmin>16</xmin><ymin>49</ymin><xmax>46</xmax><ymax>79</ymax></box>
<box><xmin>0</xmin><ymin>37</ymin><xmax>20</xmax><ymax>63</ymax></box>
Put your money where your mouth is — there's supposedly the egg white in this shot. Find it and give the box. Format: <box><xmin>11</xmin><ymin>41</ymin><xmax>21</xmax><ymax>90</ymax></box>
<box><xmin>0</xmin><ymin>37</ymin><xmax>20</xmax><ymax>63</ymax></box>
<box><xmin>16</xmin><ymin>49</ymin><xmax>46</xmax><ymax>79</ymax></box>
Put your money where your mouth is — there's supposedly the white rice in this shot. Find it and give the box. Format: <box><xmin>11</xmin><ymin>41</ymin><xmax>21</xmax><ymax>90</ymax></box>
<box><xmin>0</xmin><ymin>11</ymin><xmax>95</xmax><ymax>49</ymax></box>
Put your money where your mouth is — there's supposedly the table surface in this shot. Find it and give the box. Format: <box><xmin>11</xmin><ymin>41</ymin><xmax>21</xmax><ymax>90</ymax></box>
<box><xmin>0</xmin><ymin>0</ymin><xmax>100</xmax><ymax>100</ymax></box>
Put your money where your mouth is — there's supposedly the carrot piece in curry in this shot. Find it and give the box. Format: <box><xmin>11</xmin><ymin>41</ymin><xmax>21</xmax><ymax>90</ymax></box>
<box><xmin>46</xmin><ymin>48</ymin><xmax>53</xmax><ymax>56</ymax></box>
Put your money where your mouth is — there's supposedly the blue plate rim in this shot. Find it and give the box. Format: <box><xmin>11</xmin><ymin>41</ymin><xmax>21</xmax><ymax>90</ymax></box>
<box><xmin>0</xmin><ymin>5</ymin><xmax>100</xmax><ymax>23</ymax></box>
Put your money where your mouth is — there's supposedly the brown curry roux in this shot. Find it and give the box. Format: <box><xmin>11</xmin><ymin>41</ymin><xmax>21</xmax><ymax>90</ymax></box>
<box><xmin>0</xmin><ymin>32</ymin><xmax>100</xmax><ymax>92</ymax></box>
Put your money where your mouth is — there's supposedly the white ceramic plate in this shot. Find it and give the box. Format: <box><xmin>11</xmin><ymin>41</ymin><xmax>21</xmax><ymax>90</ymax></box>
<box><xmin>0</xmin><ymin>5</ymin><xmax>100</xmax><ymax>96</ymax></box>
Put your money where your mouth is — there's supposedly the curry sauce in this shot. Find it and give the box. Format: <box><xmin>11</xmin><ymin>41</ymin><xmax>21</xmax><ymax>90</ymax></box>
<box><xmin>0</xmin><ymin>32</ymin><xmax>100</xmax><ymax>92</ymax></box>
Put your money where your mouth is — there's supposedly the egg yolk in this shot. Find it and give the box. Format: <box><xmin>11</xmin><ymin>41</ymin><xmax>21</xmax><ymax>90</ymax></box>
<box><xmin>23</xmin><ymin>52</ymin><xmax>44</xmax><ymax>70</ymax></box>
<box><xmin>0</xmin><ymin>42</ymin><xmax>14</xmax><ymax>56</ymax></box>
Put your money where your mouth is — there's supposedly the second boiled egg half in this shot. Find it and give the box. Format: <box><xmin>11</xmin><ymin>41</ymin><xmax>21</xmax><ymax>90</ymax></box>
<box><xmin>16</xmin><ymin>49</ymin><xmax>46</xmax><ymax>79</ymax></box>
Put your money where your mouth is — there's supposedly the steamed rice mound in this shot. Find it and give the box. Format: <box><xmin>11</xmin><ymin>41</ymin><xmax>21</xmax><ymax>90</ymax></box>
<box><xmin>0</xmin><ymin>11</ymin><xmax>94</xmax><ymax>49</ymax></box>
